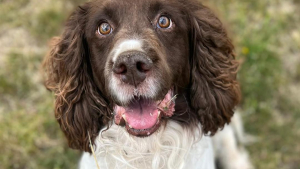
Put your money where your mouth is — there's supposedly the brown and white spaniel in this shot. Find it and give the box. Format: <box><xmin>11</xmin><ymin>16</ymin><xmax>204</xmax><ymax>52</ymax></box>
<box><xmin>43</xmin><ymin>0</ymin><xmax>251</xmax><ymax>168</ymax></box>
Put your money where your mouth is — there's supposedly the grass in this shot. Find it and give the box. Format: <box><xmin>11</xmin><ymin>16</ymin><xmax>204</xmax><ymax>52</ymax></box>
<box><xmin>0</xmin><ymin>0</ymin><xmax>30</xmax><ymax>26</ymax></box>
<box><xmin>0</xmin><ymin>51</ymin><xmax>80</xmax><ymax>169</ymax></box>
<box><xmin>32</xmin><ymin>9</ymin><xmax>67</xmax><ymax>41</ymax></box>
<box><xmin>0</xmin><ymin>1</ymin><xmax>84</xmax><ymax>168</ymax></box>
<box><xmin>0</xmin><ymin>0</ymin><xmax>299</xmax><ymax>168</ymax></box>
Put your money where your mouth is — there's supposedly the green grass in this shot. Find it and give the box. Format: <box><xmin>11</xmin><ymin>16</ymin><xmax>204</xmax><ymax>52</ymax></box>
<box><xmin>295</xmin><ymin>63</ymin><xmax>300</xmax><ymax>81</ymax></box>
<box><xmin>0</xmin><ymin>52</ymin><xmax>35</xmax><ymax>96</ymax></box>
<box><xmin>0</xmin><ymin>108</ymin><xmax>80</xmax><ymax>169</ymax></box>
<box><xmin>0</xmin><ymin>51</ymin><xmax>80</xmax><ymax>169</ymax></box>
<box><xmin>0</xmin><ymin>1</ymin><xmax>84</xmax><ymax>168</ymax></box>
<box><xmin>31</xmin><ymin>9</ymin><xmax>67</xmax><ymax>41</ymax></box>
<box><xmin>0</xmin><ymin>0</ymin><xmax>30</xmax><ymax>26</ymax></box>
<box><xmin>0</xmin><ymin>0</ymin><xmax>299</xmax><ymax>168</ymax></box>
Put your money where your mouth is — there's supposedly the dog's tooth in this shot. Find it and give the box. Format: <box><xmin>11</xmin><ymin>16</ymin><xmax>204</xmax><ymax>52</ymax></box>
<box><xmin>122</xmin><ymin>114</ymin><xmax>127</xmax><ymax>122</ymax></box>
<box><xmin>147</xmin><ymin>132</ymin><xmax>150</xmax><ymax>135</ymax></box>
<box><xmin>158</xmin><ymin>111</ymin><xmax>161</xmax><ymax>116</ymax></box>
<box><xmin>129</xmin><ymin>124</ymin><xmax>133</xmax><ymax>128</ymax></box>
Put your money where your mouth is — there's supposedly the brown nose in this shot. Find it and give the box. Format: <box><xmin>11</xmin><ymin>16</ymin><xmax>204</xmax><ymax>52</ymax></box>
<box><xmin>113</xmin><ymin>52</ymin><xmax>153</xmax><ymax>86</ymax></box>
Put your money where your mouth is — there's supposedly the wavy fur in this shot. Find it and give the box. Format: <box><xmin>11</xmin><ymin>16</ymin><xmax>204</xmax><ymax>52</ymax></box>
<box><xmin>42</xmin><ymin>0</ymin><xmax>240</xmax><ymax>155</ymax></box>
<box><xmin>43</xmin><ymin>3</ymin><xmax>112</xmax><ymax>152</ymax></box>
<box><xmin>188</xmin><ymin>4</ymin><xmax>241</xmax><ymax>135</ymax></box>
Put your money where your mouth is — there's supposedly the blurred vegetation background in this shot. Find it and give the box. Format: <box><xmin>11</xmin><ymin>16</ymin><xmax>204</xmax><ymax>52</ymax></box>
<box><xmin>0</xmin><ymin>0</ymin><xmax>299</xmax><ymax>168</ymax></box>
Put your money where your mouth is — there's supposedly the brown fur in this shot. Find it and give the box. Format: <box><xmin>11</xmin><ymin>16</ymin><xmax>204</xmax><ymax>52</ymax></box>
<box><xmin>42</xmin><ymin>0</ymin><xmax>240</xmax><ymax>152</ymax></box>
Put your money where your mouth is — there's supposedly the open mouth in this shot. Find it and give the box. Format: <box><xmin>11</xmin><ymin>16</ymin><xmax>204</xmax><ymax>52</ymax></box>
<box><xmin>114</xmin><ymin>90</ymin><xmax>176</xmax><ymax>136</ymax></box>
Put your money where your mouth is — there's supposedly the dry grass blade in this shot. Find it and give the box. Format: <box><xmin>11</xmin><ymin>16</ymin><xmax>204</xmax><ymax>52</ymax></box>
<box><xmin>88</xmin><ymin>131</ymin><xmax>100</xmax><ymax>169</ymax></box>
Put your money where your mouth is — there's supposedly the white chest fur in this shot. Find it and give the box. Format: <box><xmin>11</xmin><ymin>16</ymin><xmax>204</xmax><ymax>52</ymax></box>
<box><xmin>79</xmin><ymin>121</ymin><xmax>215</xmax><ymax>169</ymax></box>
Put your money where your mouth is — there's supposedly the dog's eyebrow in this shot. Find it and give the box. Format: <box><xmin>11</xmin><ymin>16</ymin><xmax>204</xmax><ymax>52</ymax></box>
<box><xmin>90</xmin><ymin>1</ymin><xmax>120</xmax><ymax>24</ymax></box>
<box><xmin>148</xmin><ymin>1</ymin><xmax>185</xmax><ymax>20</ymax></box>
<box><xmin>148</xmin><ymin>1</ymin><xmax>165</xmax><ymax>19</ymax></box>
<box><xmin>149</xmin><ymin>1</ymin><xmax>163</xmax><ymax>13</ymax></box>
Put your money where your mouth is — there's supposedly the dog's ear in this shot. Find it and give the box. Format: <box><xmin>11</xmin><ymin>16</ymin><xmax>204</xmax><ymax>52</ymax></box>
<box><xmin>188</xmin><ymin>4</ymin><xmax>241</xmax><ymax>135</ymax></box>
<box><xmin>42</xmin><ymin>3</ymin><xmax>112</xmax><ymax>152</ymax></box>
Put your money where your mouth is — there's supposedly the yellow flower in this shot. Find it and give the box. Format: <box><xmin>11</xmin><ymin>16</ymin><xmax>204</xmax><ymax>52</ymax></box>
<box><xmin>242</xmin><ymin>47</ymin><xmax>249</xmax><ymax>55</ymax></box>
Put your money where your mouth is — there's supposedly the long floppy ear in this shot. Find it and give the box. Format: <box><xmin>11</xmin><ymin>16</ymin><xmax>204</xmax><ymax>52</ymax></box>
<box><xmin>42</xmin><ymin>4</ymin><xmax>112</xmax><ymax>152</ymax></box>
<box><xmin>189</xmin><ymin>4</ymin><xmax>241</xmax><ymax>135</ymax></box>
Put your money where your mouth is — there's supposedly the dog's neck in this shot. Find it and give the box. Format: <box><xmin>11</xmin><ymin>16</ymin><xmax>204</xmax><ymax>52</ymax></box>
<box><xmin>80</xmin><ymin>121</ymin><xmax>215</xmax><ymax>169</ymax></box>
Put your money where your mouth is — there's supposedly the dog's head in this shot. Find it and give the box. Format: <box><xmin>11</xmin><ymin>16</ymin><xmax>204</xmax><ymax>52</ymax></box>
<box><xmin>43</xmin><ymin>0</ymin><xmax>240</xmax><ymax>152</ymax></box>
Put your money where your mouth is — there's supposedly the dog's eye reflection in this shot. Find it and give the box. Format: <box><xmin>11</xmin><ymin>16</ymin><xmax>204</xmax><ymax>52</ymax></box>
<box><xmin>157</xmin><ymin>16</ymin><xmax>172</xmax><ymax>29</ymax></box>
<box><xmin>98</xmin><ymin>22</ymin><xmax>112</xmax><ymax>35</ymax></box>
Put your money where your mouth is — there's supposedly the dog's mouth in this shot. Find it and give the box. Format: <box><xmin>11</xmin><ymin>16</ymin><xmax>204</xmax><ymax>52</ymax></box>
<box><xmin>114</xmin><ymin>90</ymin><xmax>176</xmax><ymax>136</ymax></box>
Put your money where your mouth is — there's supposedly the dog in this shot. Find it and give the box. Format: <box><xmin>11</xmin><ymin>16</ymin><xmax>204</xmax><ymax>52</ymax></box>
<box><xmin>42</xmin><ymin>0</ymin><xmax>248</xmax><ymax>168</ymax></box>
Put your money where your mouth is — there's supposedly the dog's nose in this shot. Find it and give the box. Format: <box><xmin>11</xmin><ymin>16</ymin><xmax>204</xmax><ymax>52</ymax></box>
<box><xmin>113</xmin><ymin>52</ymin><xmax>153</xmax><ymax>86</ymax></box>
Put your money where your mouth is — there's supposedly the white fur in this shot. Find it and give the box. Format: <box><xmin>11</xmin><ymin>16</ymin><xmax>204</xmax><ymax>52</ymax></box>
<box><xmin>111</xmin><ymin>39</ymin><xmax>144</xmax><ymax>62</ymax></box>
<box><xmin>108</xmin><ymin>75</ymin><xmax>160</xmax><ymax>105</ymax></box>
<box><xmin>79</xmin><ymin>121</ymin><xmax>215</xmax><ymax>169</ymax></box>
<box><xmin>212</xmin><ymin>112</ymin><xmax>254</xmax><ymax>169</ymax></box>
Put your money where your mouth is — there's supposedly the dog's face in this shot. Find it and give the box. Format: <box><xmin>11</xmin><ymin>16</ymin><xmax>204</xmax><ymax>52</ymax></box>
<box><xmin>85</xmin><ymin>0</ymin><xmax>190</xmax><ymax>136</ymax></box>
<box><xmin>43</xmin><ymin>0</ymin><xmax>240</xmax><ymax>152</ymax></box>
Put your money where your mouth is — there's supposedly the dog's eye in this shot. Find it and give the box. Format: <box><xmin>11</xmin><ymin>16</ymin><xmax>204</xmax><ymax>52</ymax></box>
<box><xmin>157</xmin><ymin>16</ymin><xmax>172</xmax><ymax>29</ymax></box>
<box><xmin>98</xmin><ymin>22</ymin><xmax>112</xmax><ymax>35</ymax></box>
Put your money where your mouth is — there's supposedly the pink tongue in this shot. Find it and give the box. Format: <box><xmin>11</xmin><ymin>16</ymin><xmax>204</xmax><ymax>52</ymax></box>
<box><xmin>124</xmin><ymin>102</ymin><xmax>159</xmax><ymax>129</ymax></box>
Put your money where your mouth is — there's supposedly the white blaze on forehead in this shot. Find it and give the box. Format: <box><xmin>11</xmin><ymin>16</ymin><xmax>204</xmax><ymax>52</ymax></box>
<box><xmin>112</xmin><ymin>39</ymin><xmax>144</xmax><ymax>62</ymax></box>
